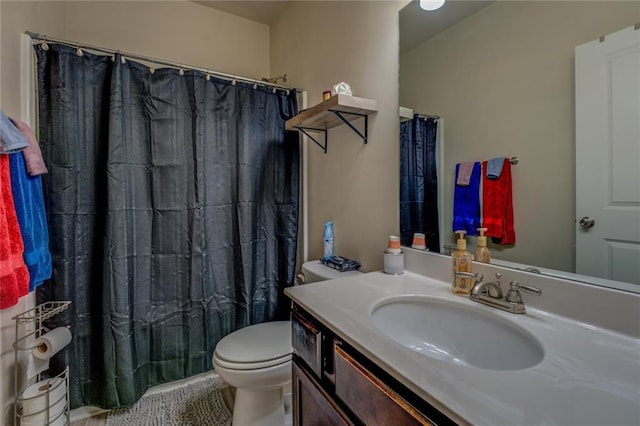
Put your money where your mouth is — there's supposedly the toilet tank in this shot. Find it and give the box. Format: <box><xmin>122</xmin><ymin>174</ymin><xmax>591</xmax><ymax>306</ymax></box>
<box><xmin>299</xmin><ymin>260</ymin><xmax>361</xmax><ymax>284</ymax></box>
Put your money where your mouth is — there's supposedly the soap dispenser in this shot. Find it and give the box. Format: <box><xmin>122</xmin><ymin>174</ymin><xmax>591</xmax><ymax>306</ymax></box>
<box><xmin>452</xmin><ymin>230</ymin><xmax>473</xmax><ymax>294</ymax></box>
<box><xmin>474</xmin><ymin>227</ymin><xmax>491</xmax><ymax>263</ymax></box>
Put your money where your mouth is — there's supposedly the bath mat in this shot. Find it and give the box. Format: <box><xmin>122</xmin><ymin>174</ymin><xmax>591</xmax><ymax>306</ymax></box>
<box><xmin>105</xmin><ymin>374</ymin><xmax>232</xmax><ymax>426</ymax></box>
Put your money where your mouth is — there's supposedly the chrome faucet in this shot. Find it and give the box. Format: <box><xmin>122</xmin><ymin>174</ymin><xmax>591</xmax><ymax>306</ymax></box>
<box><xmin>470</xmin><ymin>275</ymin><xmax>541</xmax><ymax>314</ymax></box>
<box><xmin>471</xmin><ymin>272</ymin><xmax>503</xmax><ymax>299</ymax></box>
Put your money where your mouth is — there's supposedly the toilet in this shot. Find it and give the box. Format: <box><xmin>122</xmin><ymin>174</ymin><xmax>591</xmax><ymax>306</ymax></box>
<box><xmin>212</xmin><ymin>260</ymin><xmax>361</xmax><ymax>426</ymax></box>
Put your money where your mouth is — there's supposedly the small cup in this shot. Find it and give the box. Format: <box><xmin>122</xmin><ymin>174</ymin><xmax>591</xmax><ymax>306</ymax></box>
<box><xmin>411</xmin><ymin>233</ymin><xmax>426</xmax><ymax>250</ymax></box>
<box><xmin>387</xmin><ymin>235</ymin><xmax>401</xmax><ymax>254</ymax></box>
<box><xmin>322</xmin><ymin>91</ymin><xmax>331</xmax><ymax>101</ymax></box>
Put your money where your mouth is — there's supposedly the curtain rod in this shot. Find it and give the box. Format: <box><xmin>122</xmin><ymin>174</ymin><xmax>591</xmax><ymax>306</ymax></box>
<box><xmin>25</xmin><ymin>31</ymin><xmax>303</xmax><ymax>92</ymax></box>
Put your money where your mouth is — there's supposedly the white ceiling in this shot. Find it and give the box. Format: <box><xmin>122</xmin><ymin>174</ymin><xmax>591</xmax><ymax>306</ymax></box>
<box><xmin>193</xmin><ymin>0</ymin><xmax>493</xmax><ymax>53</ymax></box>
<box><xmin>193</xmin><ymin>1</ymin><xmax>288</xmax><ymax>25</ymax></box>
<box><xmin>400</xmin><ymin>0</ymin><xmax>494</xmax><ymax>54</ymax></box>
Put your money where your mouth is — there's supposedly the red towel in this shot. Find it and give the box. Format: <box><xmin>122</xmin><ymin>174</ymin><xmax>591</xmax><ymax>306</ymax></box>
<box><xmin>0</xmin><ymin>155</ymin><xmax>30</xmax><ymax>309</ymax></box>
<box><xmin>482</xmin><ymin>158</ymin><xmax>515</xmax><ymax>245</ymax></box>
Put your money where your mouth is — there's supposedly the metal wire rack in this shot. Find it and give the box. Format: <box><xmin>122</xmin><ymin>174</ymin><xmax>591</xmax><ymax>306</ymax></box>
<box><xmin>12</xmin><ymin>301</ymin><xmax>72</xmax><ymax>425</ymax></box>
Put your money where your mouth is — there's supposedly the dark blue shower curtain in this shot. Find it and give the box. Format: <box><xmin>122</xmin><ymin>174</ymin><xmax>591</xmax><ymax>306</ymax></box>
<box><xmin>400</xmin><ymin>115</ymin><xmax>439</xmax><ymax>252</ymax></box>
<box><xmin>35</xmin><ymin>43</ymin><xmax>299</xmax><ymax>409</ymax></box>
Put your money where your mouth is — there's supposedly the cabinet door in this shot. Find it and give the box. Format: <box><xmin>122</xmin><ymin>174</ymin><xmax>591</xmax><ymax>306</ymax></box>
<box><xmin>293</xmin><ymin>361</ymin><xmax>352</xmax><ymax>426</ymax></box>
<box><xmin>334</xmin><ymin>343</ymin><xmax>434</xmax><ymax>426</ymax></box>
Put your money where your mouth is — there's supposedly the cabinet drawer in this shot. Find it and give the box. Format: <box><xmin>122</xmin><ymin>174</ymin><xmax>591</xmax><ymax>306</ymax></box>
<box><xmin>292</xmin><ymin>309</ymin><xmax>322</xmax><ymax>378</ymax></box>
<box><xmin>334</xmin><ymin>343</ymin><xmax>434</xmax><ymax>426</ymax></box>
<box><xmin>293</xmin><ymin>361</ymin><xmax>352</xmax><ymax>426</ymax></box>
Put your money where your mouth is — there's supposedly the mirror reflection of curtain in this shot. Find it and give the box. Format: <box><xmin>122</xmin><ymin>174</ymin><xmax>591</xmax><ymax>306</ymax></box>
<box><xmin>35</xmin><ymin>43</ymin><xmax>299</xmax><ymax>409</ymax></box>
<box><xmin>400</xmin><ymin>115</ymin><xmax>439</xmax><ymax>252</ymax></box>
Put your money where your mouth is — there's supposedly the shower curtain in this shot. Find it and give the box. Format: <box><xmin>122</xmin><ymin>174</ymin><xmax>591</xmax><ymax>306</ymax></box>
<box><xmin>400</xmin><ymin>115</ymin><xmax>439</xmax><ymax>252</ymax></box>
<box><xmin>35</xmin><ymin>43</ymin><xmax>299</xmax><ymax>409</ymax></box>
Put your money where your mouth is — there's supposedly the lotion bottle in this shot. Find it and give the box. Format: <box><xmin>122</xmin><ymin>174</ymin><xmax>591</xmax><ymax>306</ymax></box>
<box><xmin>474</xmin><ymin>227</ymin><xmax>491</xmax><ymax>263</ymax></box>
<box><xmin>452</xmin><ymin>230</ymin><xmax>473</xmax><ymax>294</ymax></box>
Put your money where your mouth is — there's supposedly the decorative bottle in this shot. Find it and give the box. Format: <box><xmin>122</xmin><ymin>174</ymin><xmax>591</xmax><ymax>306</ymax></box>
<box><xmin>452</xmin><ymin>230</ymin><xmax>473</xmax><ymax>294</ymax></box>
<box><xmin>474</xmin><ymin>227</ymin><xmax>491</xmax><ymax>263</ymax></box>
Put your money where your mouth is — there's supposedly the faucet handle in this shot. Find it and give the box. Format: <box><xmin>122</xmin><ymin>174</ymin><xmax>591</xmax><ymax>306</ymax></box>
<box><xmin>494</xmin><ymin>272</ymin><xmax>503</xmax><ymax>287</ymax></box>
<box><xmin>505</xmin><ymin>281</ymin><xmax>542</xmax><ymax>303</ymax></box>
<box><xmin>517</xmin><ymin>282</ymin><xmax>542</xmax><ymax>296</ymax></box>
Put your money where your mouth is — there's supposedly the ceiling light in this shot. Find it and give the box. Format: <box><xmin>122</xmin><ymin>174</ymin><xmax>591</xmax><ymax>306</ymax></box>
<box><xmin>419</xmin><ymin>0</ymin><xmax>445</xmax><ymax>11</ymax></box>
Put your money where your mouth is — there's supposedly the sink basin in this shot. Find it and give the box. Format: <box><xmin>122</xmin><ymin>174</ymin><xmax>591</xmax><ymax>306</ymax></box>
<box><xmin>371</xmin><ymin>296</ymin><xmax>543</xmax><ymax>370</ymax></box>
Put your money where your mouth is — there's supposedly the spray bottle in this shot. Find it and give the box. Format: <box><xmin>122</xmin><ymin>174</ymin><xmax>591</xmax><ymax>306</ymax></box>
<box><xmin>323</xmin><ymin>221</ymin><xmax>334</xmax><ymax>259</ymax></box>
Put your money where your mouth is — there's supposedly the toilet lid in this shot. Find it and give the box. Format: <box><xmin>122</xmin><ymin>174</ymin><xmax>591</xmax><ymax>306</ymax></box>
<box><xmin>214</xmin><ymin>321</ymin><xmax>292</xmax><ymax>367</ymax></box>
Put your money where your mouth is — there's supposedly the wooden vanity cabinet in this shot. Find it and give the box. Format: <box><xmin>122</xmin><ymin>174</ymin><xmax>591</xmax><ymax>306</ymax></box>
<box><xmin>291</xmin><ymin>303</ymin><xmax>455</xmax><ymax>426</ymax></box>
<box><xmin>292</xmin><ymin>360</ymin><xmax>352</xmax><ymax>425</ymax></box>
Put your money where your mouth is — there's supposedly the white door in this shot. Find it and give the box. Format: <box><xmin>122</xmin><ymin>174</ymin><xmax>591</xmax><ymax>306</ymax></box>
<box><xmin>575</xmin><ymin>25</ymin><xmax>640</xmax><ymax>284</ymax></box>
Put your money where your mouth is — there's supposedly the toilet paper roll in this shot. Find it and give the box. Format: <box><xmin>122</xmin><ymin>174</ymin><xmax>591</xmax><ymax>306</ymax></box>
<box><xmin>21</xmin><ymin>377</ymin><xmax>67</xmax><ymax>425</ymax></box>
<box><xmin>32</xmin><ymin>327</ymin><xmax>72</xmax><ymax>360</ymax></box>
<box><xmin>26</xmin><ymin>351</ymin><xmax>50</xmax><ymax>380</ymax></box>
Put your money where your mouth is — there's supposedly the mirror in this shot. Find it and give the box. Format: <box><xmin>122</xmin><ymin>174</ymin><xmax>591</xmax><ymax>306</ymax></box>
<box><xmin>399</xmin><ymin>1</ymin><xmax>640</xmax><ymax>293</ymax></box>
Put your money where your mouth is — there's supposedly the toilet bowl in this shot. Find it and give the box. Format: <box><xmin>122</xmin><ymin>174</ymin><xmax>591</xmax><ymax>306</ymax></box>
<box><xmin>213</xmin><ymin>321</ymin><xmax>292</xmax><ymax>426</ymax></box>
<box><xmin>212</xmin><ymin>260</ymin><xmax>361</xmax><ymax>426</ymax></box>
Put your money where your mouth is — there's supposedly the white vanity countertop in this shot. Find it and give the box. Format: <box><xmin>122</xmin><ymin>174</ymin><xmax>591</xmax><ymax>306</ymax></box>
<box><xmin>285</xmin><ymin>271</ymin><xmax>640</xmax><ymax>426</ymax></box>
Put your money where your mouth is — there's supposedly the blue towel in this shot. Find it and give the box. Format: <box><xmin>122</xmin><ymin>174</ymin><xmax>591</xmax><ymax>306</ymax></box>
<box><xmin>9</xmin><ymin>152</ymin><xmax>52</xmax><ymax>291</ymax></box>
<box><xmin>452</xmin><ymin>162</ymin><xmax>481</xmax><ymax>236</ymax></box>
<box><xmin>0</xmin><ymin>110</ymin><xmax>29</xmax><ymax>154</ymax></box>
<box><xmin>486</xmin><ymin>157</ymin><xmax>505</xmax><ymax>179</ymax></box>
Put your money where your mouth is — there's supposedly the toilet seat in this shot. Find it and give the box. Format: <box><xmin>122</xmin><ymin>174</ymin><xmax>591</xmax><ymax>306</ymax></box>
<box><xmin>213</xmin><ymin>352</ymin><xmax>292</xmax><ymax>370</ymax></box>
<box><xmin>213</xmin><ymin>321</ymin><xmax>292</xmax><ymax>371</ymax></box>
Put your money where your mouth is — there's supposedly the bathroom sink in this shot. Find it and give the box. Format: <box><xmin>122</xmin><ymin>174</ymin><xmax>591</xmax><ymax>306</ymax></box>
<box><xmin>371</xmin><ymin>296</ymin><xmax>543</xmax><ymax>370</ymax></box>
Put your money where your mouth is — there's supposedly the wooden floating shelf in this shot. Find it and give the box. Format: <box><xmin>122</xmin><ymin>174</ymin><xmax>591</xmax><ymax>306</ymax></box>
<box><xmin>399</xmin><ymin>106</ymin><xmax>414</xmax><ymax>122</ymax></box>
<box><xmin>286</xmin><ymin>95</ymin><xmax>379</xmax><ymax>153</ymax></box>
<box><xmin>285</xmin><ymin>95</ymin><xmax>378</xmax><ymax>131</ymax></box>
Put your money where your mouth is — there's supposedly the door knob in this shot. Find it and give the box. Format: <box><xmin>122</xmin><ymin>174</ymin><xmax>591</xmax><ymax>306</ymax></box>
<box><xmin>579</xmin><ymin>217</ymin><xmax>595</xmax><ymax>228</ymax></box>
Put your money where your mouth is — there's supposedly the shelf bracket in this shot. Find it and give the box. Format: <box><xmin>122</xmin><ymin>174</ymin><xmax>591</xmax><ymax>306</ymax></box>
<box><xmin>297</xmin><ymin>127</ymin><xmax>328</xmax><ymax>153</ymax></box>
<box><xmin>330</xmin><ymin>110</ymin><xmax>369</xmax><ymax>144</ymax></box>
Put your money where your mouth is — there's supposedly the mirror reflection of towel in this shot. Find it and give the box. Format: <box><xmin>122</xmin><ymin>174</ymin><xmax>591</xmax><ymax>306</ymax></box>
<box><xmin>482</xmin><ymin>158</ymin><xmax>515</xmax><ymax>244</ymax></box>
<box><xmin>456</xmin><ymin>161</ymin><xmax>475</xmax><ymax>186</ymax></box>
<box><xmin>486</xmin><ymin>157</ymin><xmax>504</xmax><ymax>178</ymax></box>
<box><xmin>453</xmin><ymin>162</ymin><xmax>481</xmax><ymax>235</ymax></box>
